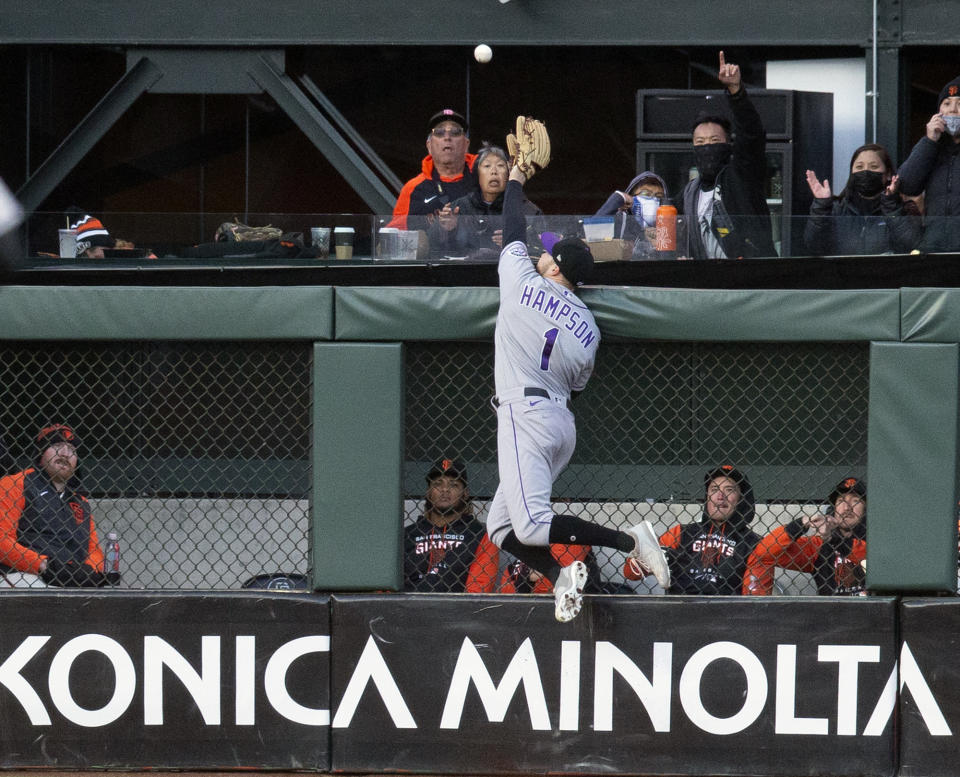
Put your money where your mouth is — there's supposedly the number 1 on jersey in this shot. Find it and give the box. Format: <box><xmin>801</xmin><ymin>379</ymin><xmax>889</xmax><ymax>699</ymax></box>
<box><xmin>540</xmin><ymin>327</ymin><xmax>559</xmax><ymax>370</ymax></box>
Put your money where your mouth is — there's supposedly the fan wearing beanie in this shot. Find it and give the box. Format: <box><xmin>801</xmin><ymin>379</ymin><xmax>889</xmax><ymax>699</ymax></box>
<box><xmin>897</xmin><ymin>75</ymin><xmax>960</xmax><ymax>252</ymax></box>
<box><xmin>67</xmin><ymin>208</ymin><xmax>114</xmax><ymax>258</ymax></box>
<box><xmin>623</xmin><ymin>465</ymin><xmax>762</xmax><ymax>595</ymax></box>
<box><xmin>743</xmin><ymin>477</ymin><xmax>867</xmax><ymax>596</ymax></box>
<box><xmin>0</xmin><ymin>424</ymin><xmax>108</xmax><ymax>588</ymax></box>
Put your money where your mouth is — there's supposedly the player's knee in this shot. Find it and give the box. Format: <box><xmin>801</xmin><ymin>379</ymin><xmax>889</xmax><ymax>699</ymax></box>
<box><xmin>512</xmin><ymin>518</ymin><xmax>550</xmax><ymax>546</ymax></box>
<box><xmin>487</xmin><ymin>525</ymin><xmax>509</xmax><ymax>548</ymax></box>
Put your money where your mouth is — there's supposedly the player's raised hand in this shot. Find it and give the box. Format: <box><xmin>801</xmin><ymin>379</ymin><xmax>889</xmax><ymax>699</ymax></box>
<box><xmin>717</xmin><ymin>50</ymin><xmax>741</xmax><ymax>94</ymax></box>
<box><xmin>805</xmin><ymin>169</ymin><xmax>831</xmax><ymax>199</ymax></box>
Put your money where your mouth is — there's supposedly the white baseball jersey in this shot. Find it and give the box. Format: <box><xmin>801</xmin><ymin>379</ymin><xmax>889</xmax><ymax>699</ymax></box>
<box><xmin>494</xmin><ymin>240</ymin><xmax>599</xmax><ymax>398</ymax></box>
<box><xmin>486</xmin><ymin>239</ymin><xmax>600</xmax><ymax>548</ymax></box>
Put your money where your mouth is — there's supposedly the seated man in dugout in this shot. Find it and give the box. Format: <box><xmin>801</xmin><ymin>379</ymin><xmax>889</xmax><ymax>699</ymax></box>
<box><xmin>403</xmin><ymin>457</ymin><xmax>498</xmax><ymax>592</ymax></box>
<box><xmin>743</xmin><ymin>477</ymin><xmax>867</xmax><ymax>596</ymax></box>
<box><xmin>0</xmin><ymin>424</ymin><xmax>107</xmax><ymax>588</ymax></box>
<box><xmin>467</xmin><ymin>541</ymin><xmax>609</xmax><ymax>594</ymax></box>
<box><xmin>623</xmin><ymin>465</ymin><xmax>761</xmax><ymax>594</ymax></box>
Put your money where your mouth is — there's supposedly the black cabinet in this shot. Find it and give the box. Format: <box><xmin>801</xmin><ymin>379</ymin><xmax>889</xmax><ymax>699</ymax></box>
<box><xmin>636</xmin><ymin>89</ymin><xmax>833</xmax><ymax>257</ymax></box>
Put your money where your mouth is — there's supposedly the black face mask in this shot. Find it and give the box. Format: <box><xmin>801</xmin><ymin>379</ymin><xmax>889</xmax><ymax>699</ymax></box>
<box><xmin>693</xmin><ymin>142</ymin><xmax>732</xmax><ymax>185</ymax></box>
<box><xmin>850</xmin><ymin>170</ymin><xmax>885</xmax><ymax>198</ymax></box>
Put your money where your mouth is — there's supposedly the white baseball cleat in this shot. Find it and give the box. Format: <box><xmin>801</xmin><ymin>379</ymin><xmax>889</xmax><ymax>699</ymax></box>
<box><xmin>627</xmin><ymin>521</ymin><xmax>671</xmax><ymax>589</ymax></box>
<box><xmin>554</xmin><ymin>560</ymin><xmax>589</xmax><ymax>622</ymax></box>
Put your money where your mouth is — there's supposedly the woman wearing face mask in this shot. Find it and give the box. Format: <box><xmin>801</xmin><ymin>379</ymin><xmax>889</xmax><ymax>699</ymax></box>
<box><xmin>593</xmin><ymin>171</ymin><xmax>669</xmax><ymax>259</ymax></box>
<box><xmin>431</xmin><ymin>143</ymin><xmax>542</xmax><ymax>260</ymax></box>
<box><xmin>803</xmin><ymin>143</ymin><xmax>922</xmax><ymax>256</ymax></box>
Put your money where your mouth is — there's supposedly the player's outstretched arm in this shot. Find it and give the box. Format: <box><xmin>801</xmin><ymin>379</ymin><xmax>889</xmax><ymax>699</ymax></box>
<box><xmin>501</xmin><ymin>166</ymin><xmax>528</xmax><ymax>248</ymax></box>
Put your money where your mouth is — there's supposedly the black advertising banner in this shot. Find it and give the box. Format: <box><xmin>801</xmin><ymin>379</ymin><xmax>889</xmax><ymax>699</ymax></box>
<box><xmin>899</xmin><ymin>599</ymin><xmax>960</xmax><ymax>777</ymax></box>
<box><xmin>0</xmin><ymin>592</ymin><xmax>330</xmax><ymax>771</ymax></box>
<box><xmin>331</xmin><ymin>594</ymin><xmax>897</xmax><ymax>777</ymax></box>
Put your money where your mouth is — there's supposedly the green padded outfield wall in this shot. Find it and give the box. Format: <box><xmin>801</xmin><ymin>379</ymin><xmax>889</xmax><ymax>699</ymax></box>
<box><xmin>333</xmin><ymin>286</ymin><xmax>901</xmax><ymax>342</ymax></box>
<box><xmin>312</xmin><ymin>342</ymin><xmax>404</xmax><ymax>590</ymax></box>
<box><xmin>0</xmin><ymin>285</ymin><xmax>335</xmax><ymax>340</ymax></box>
<box><xmin>867</xmin><ymin>341</ymin><xmax>959</xmax><ymax>592</ymax></box>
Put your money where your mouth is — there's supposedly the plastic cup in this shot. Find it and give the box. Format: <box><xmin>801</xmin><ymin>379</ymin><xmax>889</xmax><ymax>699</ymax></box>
<box><xmin>58</xmin><ymin>229</ymin><xmax>77</xmax><ymax>258</ymax></box>
<box><xmin>310</xmin><ymin>227</ymin><xmax>331</xmax><ymax>258</ymax></box>
<box><xmin>378</xmin><ymin>227</ymin><xmax>399</xmax><ymax>259</ymax></box>
<box><xmin>398</xmin><ymin>230</ymin><xmax>419</xmax><ymax>261</ymax></box>
<box><xmin>334</xmin><ymin>227</ymin><xmax>355</xmax><ymax>260</ymax></box>
<box><xmin>582</xmin><ymin>216</ymin><xmax>615</xmax><ymax>242</ymax></box>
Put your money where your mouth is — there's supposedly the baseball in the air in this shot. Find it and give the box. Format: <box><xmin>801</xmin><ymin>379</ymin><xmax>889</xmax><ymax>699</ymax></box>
<box><xmin>474</xmin><ymin>44</ymin><xmax>493</xmax><ymax>64</ymax></box>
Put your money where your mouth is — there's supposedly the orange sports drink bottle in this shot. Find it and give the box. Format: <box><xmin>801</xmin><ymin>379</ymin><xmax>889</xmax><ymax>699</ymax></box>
<box><xmin>655</xmin><ymin>204</ymin><xmax>677</xmax><ymax>257</ymax></box>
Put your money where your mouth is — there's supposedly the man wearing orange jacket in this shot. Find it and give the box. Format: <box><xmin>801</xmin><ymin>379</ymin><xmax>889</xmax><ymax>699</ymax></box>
<box><xmin>0</xmin><ymin>424</ymin><xmax>106</xmax><ymax>587</ymax></box>
<box><xmin>389</xmin><ymin>109</ymin><xmax>477</xmax><ymax>230</ymax></box>
<box><xmin>466</xmin><ymin>543</ymin><xmax>603</xmax><ymax>594</ymax></box>
<box><xmin>743</xmin><ymin>477</ymin><xmax>867</xmax><ymax>596</ymax></box>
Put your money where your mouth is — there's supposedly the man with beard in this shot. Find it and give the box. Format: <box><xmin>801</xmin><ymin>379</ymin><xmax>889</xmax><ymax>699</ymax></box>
<box><xmin>624</xmin><ymin>465</ymin><xmax>761</xmax><ymax>595</ymax></box>
<box><xmin>403</xmin><ymin>457</ymin><xmax>498</xmax><ymax>592</ymax></box>
<box><xmin>677</xmin><ymin>51</ymin><xmax>777</xmax><ymax>260</ymax></box>
<box><xmin>742</xmin><ymin>477</ymin><xmax>867</xmax><ymax>596</ymax></box>
<box><xmin>0</xmin><ymin>424</ymin><xmax>106</xmax><ymax>588</ymax></box>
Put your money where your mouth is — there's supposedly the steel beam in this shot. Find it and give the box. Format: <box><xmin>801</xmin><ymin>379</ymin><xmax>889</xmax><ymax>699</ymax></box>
<box><xmin>0</xmin><ymin>0</ymin><xmax>876</xmax><ymax>46</ymax></box>
<box><xmin>299</xmin><ymin>75</ymin><xmax>402</xmax><ymax>195</ymax></box>
<box><xmin>247</xmin><ymin>54</ymin><xmax>396</xmax><ymax>215</ymax></box>
<box><xmin>17</xmin><ymin>56</ymin><xmax>163</xmax><ymax>213</ymax></box>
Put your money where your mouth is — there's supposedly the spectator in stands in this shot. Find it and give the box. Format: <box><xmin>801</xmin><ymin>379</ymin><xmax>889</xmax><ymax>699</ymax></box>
<box><xmin>676</xmin><ymin>51</ymin><xmax>777</xmax><ymax>259</ymax></box>
<box><xmin>803</xmin><ymin>143</ymin><xmax>922</xmax><ymax>256</ymax></box>
<box><xmin>0</xmin><ymin>424</ymin><xmax>106</xmax><ymax>588</ymax></box>
<box><xmin>69</xmin><ymin>211</ymin><xmax>115</xmax><ymax>259</ymax></box>
<box><xmin>593</xmin><ymin>171</ymin><xmax>669</xmax><ymax>259</ymax></box>
<box><xmin>898</xmin><ymin>75</ymin><xmax>960</xmax><ymax>252</ymax></box>
<box><xmin>404</xmin><ymin>457</ymin><xmax>498</xmax><ymax>592</ymax></box>
<box><xmin>430</xmin><ymin>143</ymin><xmax>542</xmax><ymax>261</ymax></box>
<box><xmin>742</xmin><ymin>476</ymin><xmax>867</xmax><ymax>596</ymax></box>
<box><xmin>390</xmin><ymin>109</ymin><xmax>477</xmax><ymax>231</ymax></box>
<box><xmin>624</xmin><ymin>465</ymin><xmax>761</xmax><ymax>594</ymax></box>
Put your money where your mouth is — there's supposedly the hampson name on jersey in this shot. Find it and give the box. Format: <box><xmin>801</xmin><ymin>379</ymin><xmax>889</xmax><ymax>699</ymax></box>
<box><xmin>519</xmin><ymin>285</ymin><xmax>597</xmax><ymax>348</ymax></box>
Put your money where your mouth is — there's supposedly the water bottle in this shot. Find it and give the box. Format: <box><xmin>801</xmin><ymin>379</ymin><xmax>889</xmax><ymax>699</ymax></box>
<box><xmin>654</xmin><ymin>204</ymin><xmax>678</xmax><ymax>259</ymax></box>
<box><xmin>104</xmin><ymin>531</ymin><xmax>121</xmax><ymax>586</ymax></box>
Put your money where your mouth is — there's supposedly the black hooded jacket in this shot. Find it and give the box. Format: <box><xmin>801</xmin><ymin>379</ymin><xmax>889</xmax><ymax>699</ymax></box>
<box><xmin>661</xmin><ymin>469</ymin><xmax>762</xmax><ymax>595</ymax></box>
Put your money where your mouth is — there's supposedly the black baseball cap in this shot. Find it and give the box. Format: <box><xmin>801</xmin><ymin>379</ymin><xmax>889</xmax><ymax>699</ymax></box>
<box><xmin>426</xmin><ymin>457</ymin><xmax>467</xmax><ymax>484</ymax></box>
<box><xmin>37</xmin><ymin>423</ymin><xmax>80</xmax><ymax>452</ymax></box>
<box><xmin>550</xmin><ymin>237</ymin><xmax>594</xmax><ymax>287</ymax></box>
<box><xmin>704</xmin><ymin>464</ymin><xmax>749</xmax><ymax>490</ymax></box>
<box><xmin>428</xmin><ymin>109</ymin><xmax>468</xmax><ymax>133</ymax></box>
<box><xmin>829</xmin><ymin>477</ymin><xmax>866</xmax><ymax>504</ymax></box>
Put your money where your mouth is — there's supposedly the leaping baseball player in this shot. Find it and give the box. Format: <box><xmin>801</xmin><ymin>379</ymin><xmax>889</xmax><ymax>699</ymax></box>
<box><xmin>484</xmin><ymin>116</ymin><xmax>670</xmax><ymax>622</ymax></box>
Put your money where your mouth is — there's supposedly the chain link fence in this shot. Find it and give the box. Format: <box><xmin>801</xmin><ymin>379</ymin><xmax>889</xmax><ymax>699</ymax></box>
<box><xmin>0</xmin><ymin>337</ymin><xmax>869</xmax><ymax>594</ymax></box>
<box><xmin>0</xmin><ymin>341</ymin><xmax>311</xmax><ymax>589</ymax></box>
<box><xmin>404</xmin><ymin>340</ymin><xmax>869</xmax><ymax>595</ymax></box>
